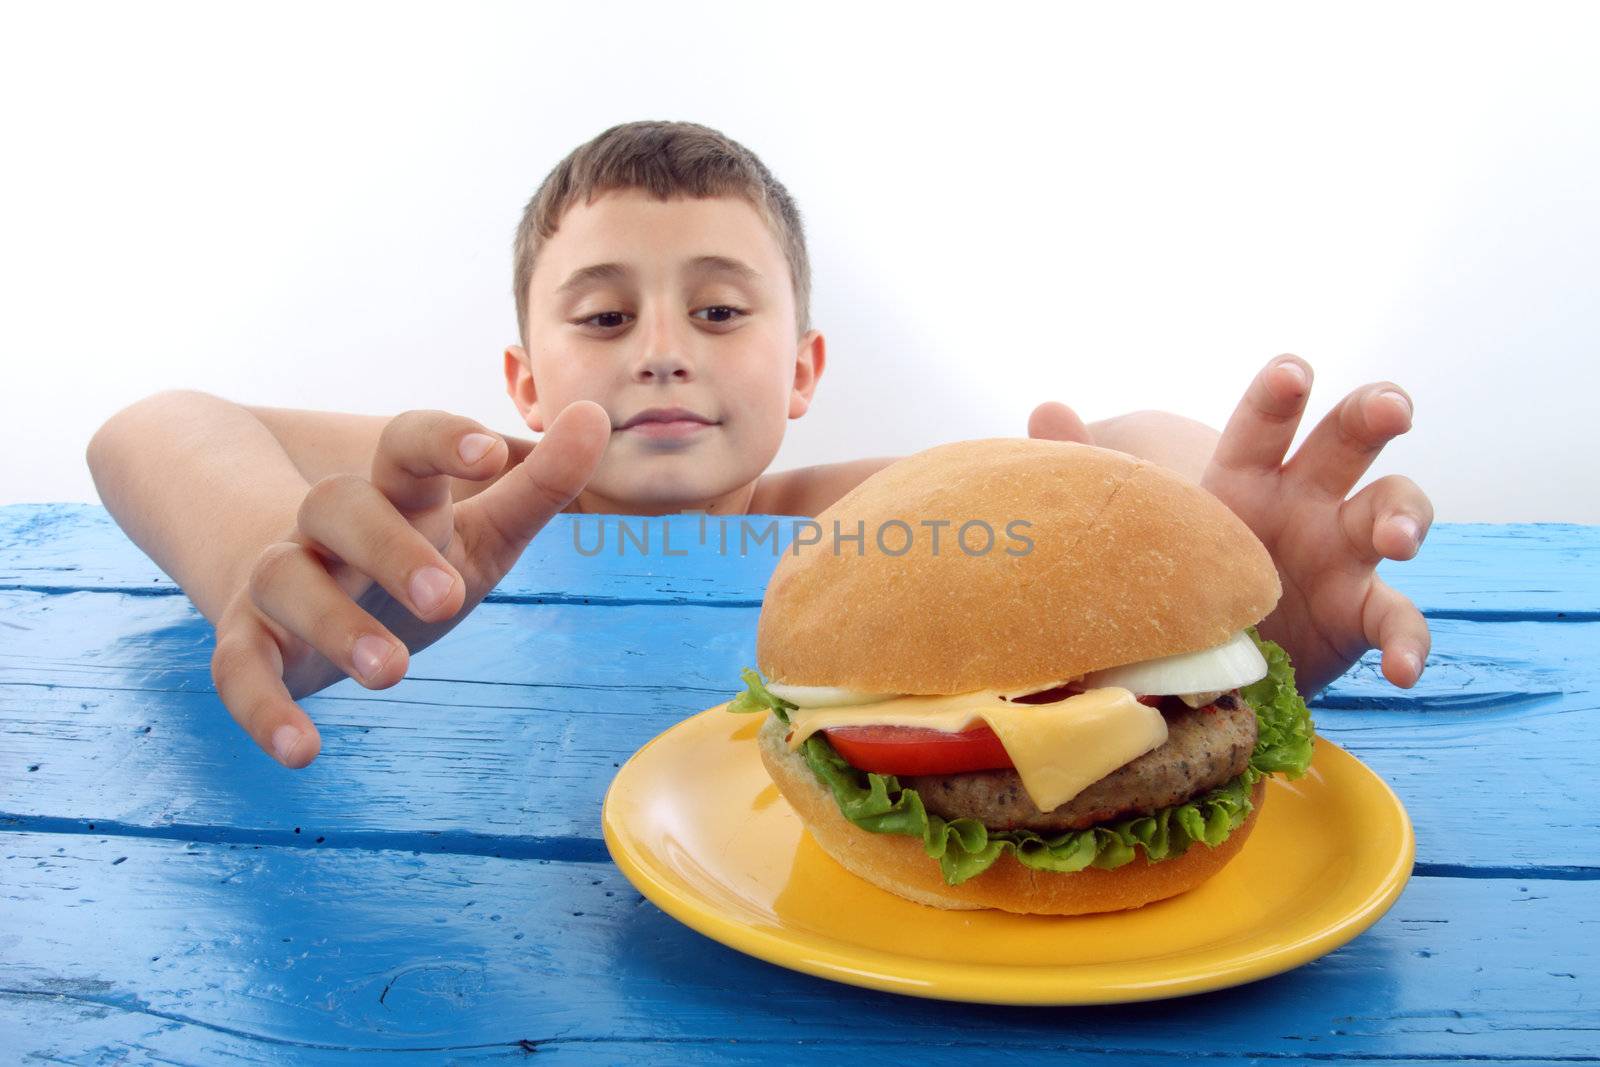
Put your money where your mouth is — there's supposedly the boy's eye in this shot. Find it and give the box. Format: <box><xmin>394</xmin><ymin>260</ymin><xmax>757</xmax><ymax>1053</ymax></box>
<box><xmin>575</xmin><ymin>307</ymin><xmax>746</xmax><ymax>330</ymax></box>
<box><xmin>691</xmin><ymin>305</ymin><xmax>746</xmax><ymax>324</ymax></box>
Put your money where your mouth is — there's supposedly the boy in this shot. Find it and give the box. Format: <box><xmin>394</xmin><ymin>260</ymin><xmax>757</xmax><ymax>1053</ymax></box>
<box><xmin>86</xmin><ymin>121</ymin><xmax>1433</xmax><ymax>769</ymax></box>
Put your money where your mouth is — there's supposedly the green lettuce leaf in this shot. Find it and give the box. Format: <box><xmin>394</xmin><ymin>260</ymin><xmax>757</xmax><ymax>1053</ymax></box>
<box><xmin>727</xmin><ymin>667</ymin><xmax>792</xmax><ymax>723</ymax></box>
<box><xmin>1240</xmin><ymin>627</ymin><xmax>1316</xmax><ymax>779</ymax></box>
<box><xmin>730</xmin><ymin>631</ymin><xmax>1315</xmax><ymax>886</ymax></box>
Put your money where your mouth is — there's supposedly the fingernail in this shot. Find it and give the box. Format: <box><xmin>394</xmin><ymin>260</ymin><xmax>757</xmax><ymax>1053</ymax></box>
<box><xmin>1391</xmin><ymin>515</ymin><xmax>1420</xmax><ymax>546</ymax></box>
<box><xmin>353</xmin><ymin>635</ymin><xmax>393</xmax><ymax>682</ymax></box>
<box><xmin>410</xmin><ymin>566</ymin><xmax>453</xmax><ymax>613</ymax></box>
<box><xmin>1379</xmin><ymin>389</ymin><xmax>1412</xmax><ymax>418</ymax></box>
<box><xmin>272</xmin><ymin>725</ymin><xmax>305</xmax><ymax>765</ymax></box>
<box><xmin>1403</xmin><ymin>649</ymin><xmax>1423</xmax><ymax>680</ymax></box>
<box><xmin>459</xmin><ymin>433</ymin><xmax>496</xmax><ymax>464</ymax></box>
<box><xmin>1275</xmin><ymin>359</ymin><xmax>1308</xmax><ymax>390</ymax></box>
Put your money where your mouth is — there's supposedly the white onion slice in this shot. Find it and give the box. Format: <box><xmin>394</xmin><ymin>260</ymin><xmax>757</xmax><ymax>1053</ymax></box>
<box><xmin>1080</xmin><ymin>630</ymin><xmax>1268</xmax><ymax>697</ymax></box>
<box><xmin>764</xmin><ymin>683</ymin><xmax>897</xmax><ymax>708</ymax></box>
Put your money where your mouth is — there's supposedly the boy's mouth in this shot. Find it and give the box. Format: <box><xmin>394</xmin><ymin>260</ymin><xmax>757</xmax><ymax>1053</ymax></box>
<box><xmin>618</xmin><ymin>406</ymin><xmax>719</xmax><ymax>441</ymax></box>
<box><xmin>623</xmin><ymin>419</ymin><xmax>717</xmax><ymax>441</ymax></box>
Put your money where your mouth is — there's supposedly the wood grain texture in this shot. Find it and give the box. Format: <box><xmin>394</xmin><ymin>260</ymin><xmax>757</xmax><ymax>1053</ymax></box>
<box><xmin>2</xmin><ymin>504</ymin><xmax>1598</xmax><ymax>1063</ymax></box>
<box><xmin>0</xmin><ymin>504</ymin><xmax>793</xmax><ymax>605</ymax></box>
<box><xmin>5</xmin><ymin>503</ymin><xmax>1600</xmax><ymax>616</ymax></box>
<box><xmin>3</xmin><ymin>591</ymin><xmax>1595</xmax><ymax>872</ymax></box>
<box><xmin>1</xmin><ymin>831</ymin><xmax>1596</xmax><ymax>1063</ymax></box>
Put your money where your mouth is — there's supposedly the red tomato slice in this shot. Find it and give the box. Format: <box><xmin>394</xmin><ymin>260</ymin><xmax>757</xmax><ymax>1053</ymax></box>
<box><xmin>822</xmin><ymin>723</ymin><xmax>1014</xmax><ymax>775</ymax></box>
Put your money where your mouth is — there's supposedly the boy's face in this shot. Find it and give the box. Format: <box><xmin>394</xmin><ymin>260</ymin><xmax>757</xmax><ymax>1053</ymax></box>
<box><xmin>506</xmin><ymin>189</ymin><xmax>824</xmax><ymax>515</ymax></box>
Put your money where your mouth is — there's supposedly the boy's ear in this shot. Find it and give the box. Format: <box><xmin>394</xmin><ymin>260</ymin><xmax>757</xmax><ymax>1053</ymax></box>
<box><xmin>504</xmin><ymin>345</ymin><xmax>546</xmax><ymax>433</ymax></box>
<box><xmin>788</xmin><ymin>329</ymin><xmax>827</xmax><ymax>420</ymax></box>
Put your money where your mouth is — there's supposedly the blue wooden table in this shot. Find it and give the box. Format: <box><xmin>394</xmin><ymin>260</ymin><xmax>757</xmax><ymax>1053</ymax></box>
<box><xmin>2</xmin><ymin>504</ymin><xmax>1597</xmax><ymax>1064</ymax></box>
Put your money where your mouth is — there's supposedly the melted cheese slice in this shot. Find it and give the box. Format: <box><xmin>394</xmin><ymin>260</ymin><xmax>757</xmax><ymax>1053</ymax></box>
<box><xmin>783</xmin><ymin>687</ymin><xmax>1168</xmax><ymax>812</ymax></box>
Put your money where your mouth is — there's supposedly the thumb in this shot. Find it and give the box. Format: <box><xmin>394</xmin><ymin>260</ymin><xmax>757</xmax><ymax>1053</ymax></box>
<box><xmin>1028</xmin><ymin>401</ymin><xmax>1093</xmax><ymax>445</ymax></box>
<box><xmin>457</xmin><ymin>399</ymin><xmax>611</xmax><ymax>567</ymax></box>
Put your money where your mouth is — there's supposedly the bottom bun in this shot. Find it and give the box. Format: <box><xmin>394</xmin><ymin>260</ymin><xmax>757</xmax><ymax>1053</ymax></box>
<box><xmin>759</xmin><ymin>714</ymin><xmax>1267</xmax><ymax>915</ymax></box>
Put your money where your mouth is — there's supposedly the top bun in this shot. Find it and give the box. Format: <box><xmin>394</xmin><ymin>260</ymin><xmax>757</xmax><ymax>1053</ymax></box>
<box><xmin>756</xmin><ymin>439</ymin><xmax>1280</xmax><ymax>695</ymax></box>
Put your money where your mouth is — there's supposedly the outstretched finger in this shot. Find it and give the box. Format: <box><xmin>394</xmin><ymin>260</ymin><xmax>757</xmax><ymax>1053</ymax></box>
<box><xmin>297</xmin><ymin>476</ymin><xmax>465</xmax><ymax>624</ymax></box>
<box><xmin>1028</xmin><ymin>401</ymin><xmax>1093</xmax><ymax>444</ymax></box>
<box><xmin>371</xmin><ymin>410</ymin><xmax>509</xmax><ymax>515</ymax></box>
<box><xmin>1207</xmin><ymin>355</ymin><xmax>1314</xmax><ymax>474</ymax></box>
<box><xmin>211</xmin><ymin>614</ymin><xmax>324</xmax><ymax>768</ymax></box>
<box><xmin>1361</xmin><ymin>578</ymin><xmax>1431</xmax><ymax>688</ymax></box>
<box><xmin>457</xmin><ymin>400</ymin><xmax>611</xmax><ymax>570</ymax></box>
<box><xmin>248</xmin><ymin>540</ymin><xmax>412</xmax><ymax>689</ymax></box>
<box><xmin>1285</xmin><ymin>382</ymin><xmax>1413</xmax><ymax>501</ymax></box>
<box><xmin>1339</xmin><ymin>474</ymin><xmax>1436</xmax><ymax>565</ymax></box>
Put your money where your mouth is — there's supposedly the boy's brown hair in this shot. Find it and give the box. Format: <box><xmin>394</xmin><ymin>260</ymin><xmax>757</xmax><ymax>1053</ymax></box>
<box><xmin>513</xmin><ymin>120</ymin><xmax>812</xmax><ymax>345</ymax></box>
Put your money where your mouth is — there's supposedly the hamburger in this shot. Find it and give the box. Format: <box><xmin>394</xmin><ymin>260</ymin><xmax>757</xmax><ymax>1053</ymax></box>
<box><xmin>727</xmin><ymin>438</ymin><xmax>1315</xmax><ymax>915</ymax></box>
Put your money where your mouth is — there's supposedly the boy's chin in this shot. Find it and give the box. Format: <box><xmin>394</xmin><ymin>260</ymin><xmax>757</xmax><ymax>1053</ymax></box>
<box><xmin>588</xmin><ymin>464</ymin><xmax>742</xmax><ymax>512</ymax></box>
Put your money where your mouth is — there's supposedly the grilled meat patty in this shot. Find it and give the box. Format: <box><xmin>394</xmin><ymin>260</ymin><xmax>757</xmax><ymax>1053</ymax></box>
<box><xmin>905</xmin><ymin>694</ymin><xmax>1258</xmax><ymax>833</ymax></box>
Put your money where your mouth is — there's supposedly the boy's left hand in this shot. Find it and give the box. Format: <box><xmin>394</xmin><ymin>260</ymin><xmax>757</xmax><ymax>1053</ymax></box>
<box><xmin>1030</xmin><ymin>355</ymin><xmax>1433</xmax><ymax>698</ymax></box>
<box><xmin>1197</xmin><ymin>356</ymin><xmax>1432</xmax><ymax>697</ymax></box>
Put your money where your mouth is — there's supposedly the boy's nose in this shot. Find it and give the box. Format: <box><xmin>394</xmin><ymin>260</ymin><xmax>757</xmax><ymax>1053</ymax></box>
<box><xmin>633</xmin><ymin>349</ymin><xmax>693</xmax><ymax>382</ymax></box>
<box><xmin>632</xmin><ymin>315</ymin><xmax>696</xmax><ymax>382</ymax></box>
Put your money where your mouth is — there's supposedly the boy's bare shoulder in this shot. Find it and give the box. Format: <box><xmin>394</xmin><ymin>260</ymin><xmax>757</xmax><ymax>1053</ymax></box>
<box><xmin>750</xmin><ymin>456</ymin><xmax>901</xmax><ymax>518</ymax></box>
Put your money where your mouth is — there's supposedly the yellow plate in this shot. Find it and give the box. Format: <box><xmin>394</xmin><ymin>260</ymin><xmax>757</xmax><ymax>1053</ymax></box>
<box><xmin>602</xmin><ymin>702</ymin><xmax>1415</xmax><ymax>1005</ymax></box>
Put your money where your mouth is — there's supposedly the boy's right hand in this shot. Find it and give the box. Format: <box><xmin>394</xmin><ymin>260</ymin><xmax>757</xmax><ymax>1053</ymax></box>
<box><xmin>209</xmin><ymin>400</ymin><xmax>610</xmax><ymax>768</ymax></box>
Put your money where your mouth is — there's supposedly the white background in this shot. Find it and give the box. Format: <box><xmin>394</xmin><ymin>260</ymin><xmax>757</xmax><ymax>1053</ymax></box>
<box><xmin>3</xmin><ymin>1</ymin><xmax>1596</xmax><ymax>520</ymax></box>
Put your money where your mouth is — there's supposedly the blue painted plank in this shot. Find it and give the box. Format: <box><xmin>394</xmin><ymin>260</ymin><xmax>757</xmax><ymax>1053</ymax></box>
<box><xmin>1</xmin><ymin>585</ymin><xmax>1590</xmax><ymax>712</ymax></box>
<box><xmin>0</xmin><ymin>591</ymin><xmax>754</xmax><ymax>851</ymax></box>
<box><xmin>0</xmin><ymin>587</ymin><xmax>755</xmax><ymax>694</ymax></box>
<box><xmin>4</xmin><ymin>503</ymin><xmax>1599</xmax><ymax>616</ymax></box>
<box><xmin>3</xmin><ymin>588</ymin><xmax>1597</xmax><ymax>872</ymax></box>
<box><xmin>0</xmin><ymin>504</ymin><xmax>798</xmax><ymax>605</ymax></box>
<box><xmin>1</xmin><ymin>831</ymin><xmax>1596</xmax><ymax>1063</ymax></box>
<box><xmin>2</xmin><ymin>999</ymin><xmax>1586</xmax><ymax>1067</ymax></box>
<box><xmin>4</xmin><ymin>506</ymin><xmax>1598</xmax><ymax>1058</ymax></box>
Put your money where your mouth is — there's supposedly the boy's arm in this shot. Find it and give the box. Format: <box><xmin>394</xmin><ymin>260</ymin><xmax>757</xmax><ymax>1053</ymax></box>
<box><xmin>234</xmin><ymin>402</ymin><xmax>392</xmax><ymax>489</ymax></box>
<box><xmin>88</xmin><ymin>390</ymin><xmax>604</xmax><ymax>769</ymax></box>
<box><xmin>241</xmin><ymin>402</ymin><xmax>538</xmax><ymax>502</ymax></box>
<box><xmin>86</xmin><ymin>390</ymin><xmax>327</xmax><ymax>623</ymax></box>
<box><xmin>1081</xmin><ymin>411</ymin><xmax>1221</xmax><ymax>482</ymax></box>
<box><xmin>86</xmin><ymin>391</ymin><xmax>537</xmax><ymax>622</ymax></box>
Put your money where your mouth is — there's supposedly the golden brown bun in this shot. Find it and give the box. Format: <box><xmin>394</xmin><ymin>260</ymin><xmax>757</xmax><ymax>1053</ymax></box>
<box><xmin>757</xmin><ymin>438</ymin><xmax>1280</xmax><ymax>694</ymax></box>
<box><xmin>759</xmin><ymin>715</ymin><xmax>1266</xmax><ymax>915</ymax></box>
